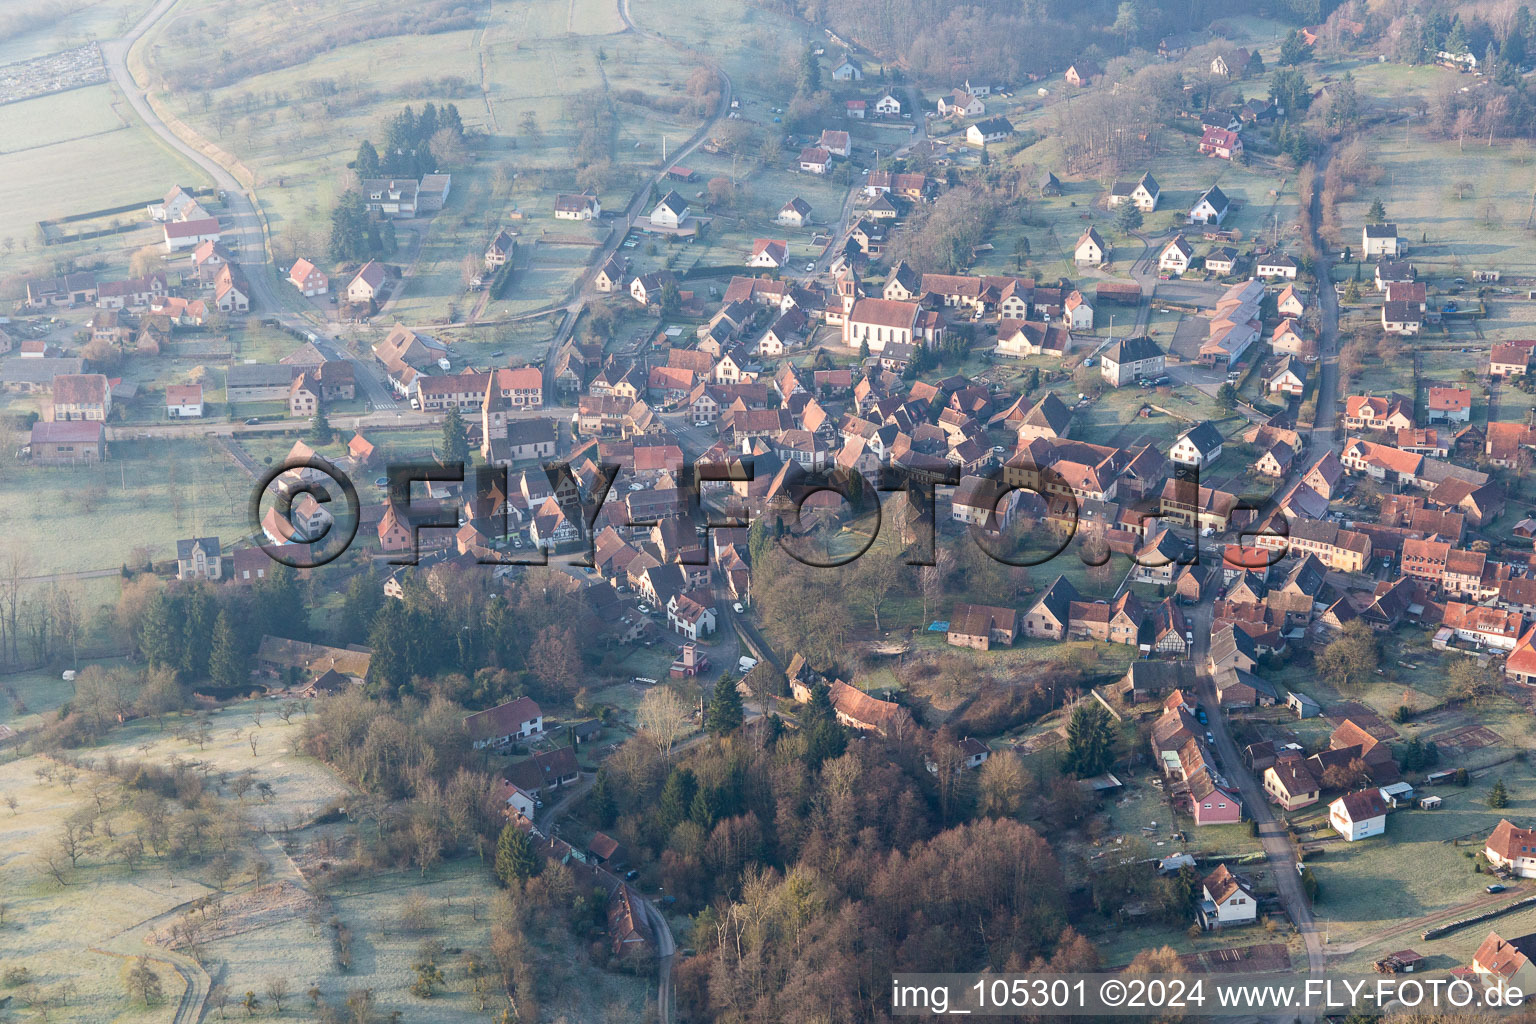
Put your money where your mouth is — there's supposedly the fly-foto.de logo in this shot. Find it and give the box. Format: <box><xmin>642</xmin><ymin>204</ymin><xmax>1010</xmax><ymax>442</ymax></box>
<box><xmin>251</xmin><ymin>454</ymin><xmax>1288</xmax><ymax>573</ymax></box>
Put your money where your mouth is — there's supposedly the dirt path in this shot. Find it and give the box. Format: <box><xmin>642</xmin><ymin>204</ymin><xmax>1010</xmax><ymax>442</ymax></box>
<box><xmin>90</xmin><ymin>894</ymin><xmax>213</xmax><ymax>1024</ymax></box>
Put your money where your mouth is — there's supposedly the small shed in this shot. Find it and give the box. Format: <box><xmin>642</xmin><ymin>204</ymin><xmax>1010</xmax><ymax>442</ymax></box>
<box><xmin>1379</xmin><ymin>782</ymin><xmax>1415</xmax><ymax>808</ymax></box>
<box><xmin>1078</xmin><ymin>772</ymin><xmax>1124</xmax><ymax>793</ymax></box>
<box><xmin>1158</xmin><ymin>852</ymin><xmax>1197</xmax><ymax>874</ymax></box>
<box><xmin>1375</xmin><ymin>949</ymin><xmax>1424</xmax><ymax>973</ymax></box>
<box><xmin>1419</xmin><ymin>794</ymin><xmax>1443</xmax><ymax>810</ymax></box>
<box><xmin>1287</xmin><ymin>691</ymin><xmax>1322</xmax><ymax>719</ymax></box>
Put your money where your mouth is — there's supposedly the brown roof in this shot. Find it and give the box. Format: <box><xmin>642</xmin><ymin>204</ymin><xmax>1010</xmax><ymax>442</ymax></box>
<box><xmin>255</xmin><ymin>635</ymin><xmax>372</xmax><ymax>678</ymax></box>
<box><xmin>31</xmin><ymin>420</ymin><xmax>104</xmax><ymax>444</ymax></box>
<box><xmin>165</xmin><ymin>383</ymin><xmax>203</xmax><ymax>405</ymax></box>
<box><xmin>463</xmin><ymin>696</ymin><xmax>544</xmax><ymax>743</ymax></box>
<box><xmin>828</xmin><ymin>680</ymin><xmax>913</xmax><ymax>733</ymax></box>
<box><xmin>1330</xmin><ymin>719</ymin><xmax>1381</xmax><ymax>756</ymax></box>
<box><xmin>1333</xmin><ymin>788</ymin><xmax>1386</xmax><ymax>822</ymax></box>
<box><xmin>51</xmin><ymin>373</ymin><xmax>108</xmax><ymax>406</ymax></box>
<box><xmin>848</xmin><ymin>297</ymin><xmax>919</xmax><ymax>330</ymax></box>
<box><xmin>1474</xmin><ymin>932</ymin><xmax>1536</xmax><ymax>980</ymax></box>
<box><xmin>1267</xmin><ymin>759</ymin><xmax>1318</xmax><ymax>797</ymax></box>
<box><xmin>504</xmin><ymin>745</ymin><xmax>579</xmax><ymax>793</ymax></box>
<box><xmin>351</xmin><ymin>260</ymin><xmax>386</xmax><ymax>290</ymax></box>
<box><xmin>1203</xmin><ymin>863</ymin><xmax>1250</xmax><ymax>905</ymax></box>
<box><xmin>588</xmin><ymin>831</ymin><xmax>623</xmax><ymax>860</ymax></box>
<box><xmin>1428</xmin><ymin>386</ymin><xmax>1472</xmax><ymax>412</ymax></box>
<box><xmin>948</xmin><ymin>602</ymin><xmax>1016</xmax><ymax>638</ymax></box>
<box><xmin>1487</xmin><ymin>819</ymin><xmax>1536</xmax><ymax>862</ymax></box>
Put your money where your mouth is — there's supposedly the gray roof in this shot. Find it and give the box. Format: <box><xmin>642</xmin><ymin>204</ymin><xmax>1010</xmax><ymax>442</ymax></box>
<box><xmin>1105</xmin><ymin>335</ymin><xmax>1163</xmax><ymax>364</ymax></box>
<box><xmin>1127</xmin><ymin>660</ymin><xmax>1193</xmax><ymax>690</ymax></box>
<box><xmin>505</xmin><ymin>418</ymin><xmax>557</xmax><ymax>445</ymax></box>
<box><xmin>1</xmin><ymin>357</ymin><xmax>85</xmax><ymax>384</ymax></box>
<box><xmin>227</xmin><ymin>363</ymin><xmax>298</xmax><ymax>387</ymax></box>
<box><xmin>1415</xmin><ymin>457</ymin><xmax>1488</xmax><ymax>488</ymax></box>
<box><xmin>177</xmin><ymin>536</ymin><xmax>221</xmax><ymax>559</ymax></box>
<box><xmin>1178</xmin><ymin>420</ymin><xmax>1225</xmax><ymax>455</ymax></box>
<box><xmin>1215</xmin><ymin>666</ymin><xmax>1276</xmax><ymax>699</ymax></box>
<box><xmin>1209</xmin><ymin>623</ymin><xmax>1257</xmax><ymax>665</ymax></box>
<box><xmin>1197</xmin><ymin>184</ymin><xmax>1229</xmax><ymax>212</ymax></box>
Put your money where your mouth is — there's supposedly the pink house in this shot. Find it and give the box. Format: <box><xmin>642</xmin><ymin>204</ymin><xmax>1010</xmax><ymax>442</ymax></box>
<box><xmin>1190</xmin><ymin>778</ymin><xmax>1243</xmax><ymax>824</ymax></box>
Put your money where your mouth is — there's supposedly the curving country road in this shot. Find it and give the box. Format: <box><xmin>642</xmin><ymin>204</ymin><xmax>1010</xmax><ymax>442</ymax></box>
<box><xmin>101</xmin><ymin>0</ymin><xmax>401</xmax><ymax>412</ymax></box>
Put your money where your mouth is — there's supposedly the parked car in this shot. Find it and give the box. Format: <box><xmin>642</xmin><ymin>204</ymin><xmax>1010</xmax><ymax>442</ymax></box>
<box><xmin>1488</xmin><ymin>884</ymin><xmax>1507</xmax><ymax>893</ymax></box>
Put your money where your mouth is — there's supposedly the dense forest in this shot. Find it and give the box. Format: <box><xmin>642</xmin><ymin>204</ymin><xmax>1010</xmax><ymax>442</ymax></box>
<box><xmin>592</xmin><ymin>695</ymin><xmax>1093</xmax><ymax>1023</ymax></box>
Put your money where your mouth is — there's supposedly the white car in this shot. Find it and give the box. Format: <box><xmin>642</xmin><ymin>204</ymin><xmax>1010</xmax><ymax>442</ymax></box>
<box><xmin>805</xmin><ymin>262</ymin><xmax>816</xmax><ymax>273</ymax></box>
<box><xmin>733</xmin><ymin>602</ymin><xmax>744</xmax><ymax>613</ymax></box>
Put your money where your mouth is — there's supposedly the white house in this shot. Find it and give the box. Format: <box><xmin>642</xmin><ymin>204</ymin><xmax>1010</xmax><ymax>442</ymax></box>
<box><xmin>1485</xmin><ymin>820</ymin><xmax>1536</xmax><ymax>878</ymax></box>
<box><xmin>1329</xmin><ymin>789</ymin><xmax>1387</xmax><ymax>841</ymax></box>
<box><xmin>162</xmin><ymin>217</ymin><xmax>222</xmax><ymax>252</ymax></box>
<box><xmin>464</xmin><ymin>696</ymin><xmax>545</xmax><ymax>749</ymax></box>
<box><xmin>1188</xmin><ymin>184</ymin><xmax>1230</xmax><ymax>225</ymax></box>
<box><xmin>650</xmin><ymin>190</ymin><xmax>690</xmax><ymax>229</ymax></box>
<box><xmin>831</xmin><ymin>57</ymin><xmax>863</xmax><ymax>81</ymax></box>
<box><xmin>1363</xmin><ymin>223</ymin><xmax>1400</xmax><ymax>258</ymax></box>
<box><xmin>667</xmin><ymin>591</ymin><xmax>717</xmax><ymax>640</ymax></box>
<box><xmin>1101</xmin><ymin>335</ymin><xmax>1165</xmax><ymax>387</ymax></box>
<box><xmin>1267</xmin><ymin>358</ymin><xmax>1306</xmax><ymax>396</ymax></box>
<box><xmin>1109</xmin><ymin>172</ymin><xmax>1160</xmax><ymax>212</ymax></box>
<box><xmin>874</xmin><ymin>92</ymin><xmax>902</xmax><ymax>116</ymax></box>
<box><xmin>937</xmin><ymin>90</ymin><xmax>986</xmax><ymax>118</ymax></box>
<box><xmin>1256</xmin><ymin>253</ymin><xmax>1298</xmax><ymax>279</ymax></box>
<box><xmin>148</xmin><ymin>185</ymin><xmax>203</xmax><ymax>222</ymax></box>
<box><xmin>554</xmin><ymin>191</ymin><xmax>601</xmax><ymax>220</ymax></box>
<box><xmin>1171</xmin><ymin>421</ymin><xmax>1224</xmax><ymax>468</ymax></box>
<box><xmin>165</xmin><ymin>383</ymin><xmax>204</xmax><ymax>418</ymax></box>
<box><xmin>1064</xmin><ymin>290</ymin><xmax>1094</xmax><ymax>330</ymax></box>
<box><xmin>501</xmin><ymin>783</ymin><xmax>536</xmax><ymax>820</ymax></box>
<box><xmin>1159</xmin><ymin>236</ymin><xmax>1193</xmax><ymax>275</ymax></box>
<box><xmin>1200</xmin><ymin>864</ymin><xmax>1257</xmax><ymax>929</ymax></box>
<box><xmin>776</xmin><ymin>197</ymin><xmax>812</xmax><ymax>227</ymax></box>
<box><xmin>819</xmin><ymin>129</ymin><xmax>851</xmax><ymax>157</ymax></box>
<box><xmin>747</xmin><ymin>239</ymin><xmax>788</xmax><ymax>269</ymax></box>
<box><xmin>1382</xmin><ymin>300</ymin><xmax>1422</xmax><ymax>336</ymax></box>
<box><xmin>843</xmin><ymin>297</ymin><xmax>929</xmax><ymax>352</ymax></box>
<box><xmin>1074</xmin><ymin>227</ymin><xmax>1107</xmax><ymax>266</ymax></box>
<box><xmin>798</xmin><ymin>146</ymin><xmax>831</xmax><ymax>174</ymax></box>
<box><xmin>966</xmin><ymin>116</ymin><xmax>1014</xmax><ymax>146</ymax></box>
<box><xmin>1277</xmin><ymin>284</ymin><xmax>1306</xmax><ymax>317</ymax></box>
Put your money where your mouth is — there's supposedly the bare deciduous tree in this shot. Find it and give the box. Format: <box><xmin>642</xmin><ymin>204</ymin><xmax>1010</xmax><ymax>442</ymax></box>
<box><xmin>637</xmin><ymin>686</ymin><xmax>691</xmax><ymax>761</ymax></box>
